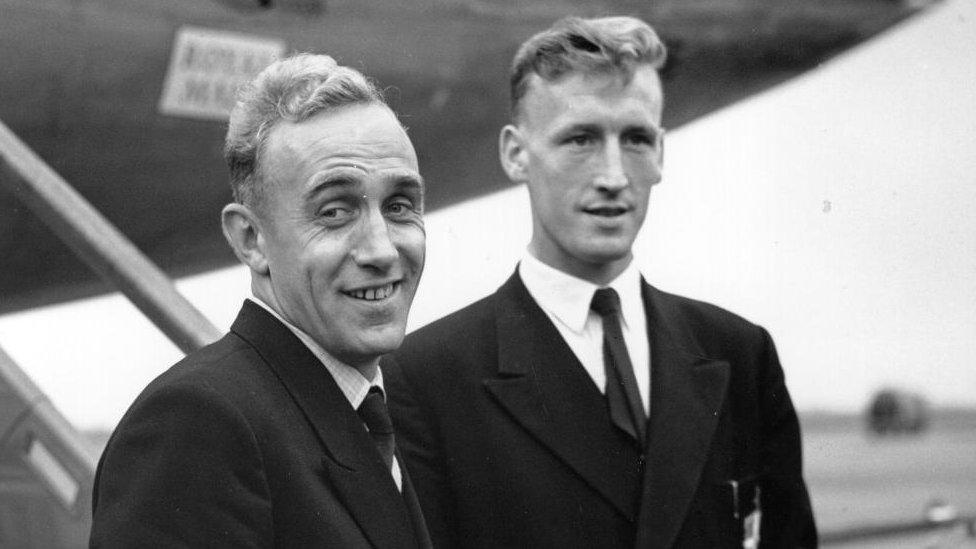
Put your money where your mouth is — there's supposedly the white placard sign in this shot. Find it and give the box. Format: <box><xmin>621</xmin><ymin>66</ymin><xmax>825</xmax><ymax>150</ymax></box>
<box><xmin>158</xmin><ymin>26</ymin><xmax>286</xmax><ymax>121</ymax></box>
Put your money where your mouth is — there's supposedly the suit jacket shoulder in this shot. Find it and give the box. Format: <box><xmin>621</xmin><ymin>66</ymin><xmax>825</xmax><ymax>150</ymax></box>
<box><xmin>92</xmin><ymin>301</ymin><xmax>428</xmax><ymax>549</ymax></box>
<box><xmin>91</xmin><ymin>329</ymin><xmax>279</xmax><ymax>547</ymax></box>
<box><xmin>397</xmin><ymin>291</ymin><xmax>496</xmax><ymax>369</ymax></box>
<box><xmin>397</xmin><ymin>274</ymin><xmax>768</xmax><ymax>377</ymax></box>
<box><xmin>643</xmin><ymin>285</ymin><xmax>768</xmax><ymax>353</ymax></box>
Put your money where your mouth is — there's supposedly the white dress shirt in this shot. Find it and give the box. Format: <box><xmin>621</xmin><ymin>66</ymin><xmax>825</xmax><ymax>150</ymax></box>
<box><xmin>249</xmin><ymin>297</ymin><xmax>403</xmax><ymax>490</ymax></box>
<box><xmin>518</xmin><ymin>252</ymin><xmax>651</xmax><ymax>414</ymax></box>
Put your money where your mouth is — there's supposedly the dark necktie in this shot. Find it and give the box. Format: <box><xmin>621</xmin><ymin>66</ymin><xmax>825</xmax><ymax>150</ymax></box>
<box><xmin>357</xmin><ymin>386</ymin><xmax>396</xmax><ymax>472</ymax></box>
<box><xmin>591</xmin><ymin>288</ymin><xmax>647</xmax><ymax>445</ymax></box>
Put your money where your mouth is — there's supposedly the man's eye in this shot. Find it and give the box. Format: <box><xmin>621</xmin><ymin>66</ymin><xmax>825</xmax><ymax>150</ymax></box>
<box><xmin>320</xmin><ymin>207</ymin><xmax>352</xmax><ymax>219</ymax></box>
<box><xmin>624</xmin><ymin>133</ymin><xmax>654</xmax><ymax>147</ymax></box>
<box><xmin>624</xmin><ymin>128</ymin><xmax>664</xmax><ymax>151</ymax></box>
<box><xmin>386</xmin><ymin>199</ymin><xmax>416</xmax><ymax>216</ymax></box>
<box><xmin>565</xmin><ymin>134</ymin><xmax>593</xmax><ymax>147</ymax></box>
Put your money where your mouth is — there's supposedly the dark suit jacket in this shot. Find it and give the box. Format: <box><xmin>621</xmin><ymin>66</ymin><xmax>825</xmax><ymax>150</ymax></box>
<box><xmin>91</xmin><ymin>300</ymin><xmax>432</xmax><ymax>549</ymax></box>
<box><xmin>385</xmin><ymin>272</ymin><xmax>816</xmax><ymax>548</ymax></box>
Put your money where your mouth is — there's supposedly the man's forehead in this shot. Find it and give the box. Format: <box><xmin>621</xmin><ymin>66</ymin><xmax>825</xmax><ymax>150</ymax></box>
<box><xmin>520</xmin><ymin>65</ymin><xmax>663</xmax><ymax>125</ymax></box>
<box><xmin>271</xmin><ymin>104</ymin><xmax>404</xmax><ymax>145</ymax></box>
<box><xmin>263</xmin><ymin>105</ymin><xmax>417</xmax><ymax>168</ymax></box>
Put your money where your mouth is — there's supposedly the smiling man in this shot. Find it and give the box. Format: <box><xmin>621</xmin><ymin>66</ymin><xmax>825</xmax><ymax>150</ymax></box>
<box><xmin>91</xmin><ymin>54</ymin><xmax>431</xmax><ymax>548</ymax></box>
<box><xmin>385</xmin><ymin>17</ymin><xmax>817</xmax><ymax>548</ymax></box>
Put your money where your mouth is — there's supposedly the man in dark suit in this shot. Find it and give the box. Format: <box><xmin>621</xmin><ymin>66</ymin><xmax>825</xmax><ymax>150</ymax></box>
<box><xmin>385</xmin><ymin>17</ymin><xmax>817</xmax><ymax>548</ymax></box>
<box><xmin>91</xmin><ymin>54</ymin><xmax>432</xmax><ymax>548</ymax></box>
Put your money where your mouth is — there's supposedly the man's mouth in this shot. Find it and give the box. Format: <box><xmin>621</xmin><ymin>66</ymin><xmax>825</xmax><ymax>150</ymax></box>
<box><xmin>583</xmin><ymin>205</ymin><xmax>629</xmax><ymax>217</ymax></box>
<box><xmin>343</xmin><ymin>281</ymin><xmax>400</xmax><ymax>301</ymax></box>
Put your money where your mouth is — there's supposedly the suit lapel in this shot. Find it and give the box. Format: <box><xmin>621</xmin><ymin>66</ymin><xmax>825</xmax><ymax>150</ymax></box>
<box><xmin>635</xmin><ymin>283</ymin><xmax>731</xmax><ymax>549</ymax></box>
<box><xmin>483</xmin><ymin>274</ymin><xmax>643</xmax><ymax>521</ymax></box>
<box><xmin>231</xmin><ymin>301</ymin><xmax>418</xmax><ymax>549</ymax></box>
<box><xmin>399</xmin><ymin>451</ymin><xmax>434</xmax><ymax>549</ymax></box>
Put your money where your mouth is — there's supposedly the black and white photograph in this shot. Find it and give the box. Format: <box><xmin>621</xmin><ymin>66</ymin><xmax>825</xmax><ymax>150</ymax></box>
<box><xmin>1</xmin><ymin>0</ymin><xmax>974</xmax><ymax>547</ymax></box>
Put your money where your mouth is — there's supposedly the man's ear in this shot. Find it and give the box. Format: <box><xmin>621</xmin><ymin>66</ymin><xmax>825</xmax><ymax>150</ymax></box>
<box><xmin>221</xmin><ymin>203</ymin><xmax>270</xmax><ymax>276</ymax></box>
<box><xmin>499</xmin><ymin>124</ymin><xmax>529</xmax><ymax>183</ymax></box>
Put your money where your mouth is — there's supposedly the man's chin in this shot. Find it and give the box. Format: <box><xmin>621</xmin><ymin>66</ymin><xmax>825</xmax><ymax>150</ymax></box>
<box><xmin>348</xmin><ymin>329</ymin><xmax>407</xmax><ymax>362</ymax></box>
<box><xmin>579</xmin><ymin>244</ymin><xmax>633</xmax><ymax>266</ymax></box>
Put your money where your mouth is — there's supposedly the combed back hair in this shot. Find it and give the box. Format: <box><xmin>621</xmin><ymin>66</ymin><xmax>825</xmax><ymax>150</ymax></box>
<box><xmin>509</xmin><ymin>16</ymin><xmax>667</xmax><ymax>120</ymax></box>
<box><xmin>224</xmin><ymin>53</ymin><xmax>385</xmax><ymax>208</ymax></box>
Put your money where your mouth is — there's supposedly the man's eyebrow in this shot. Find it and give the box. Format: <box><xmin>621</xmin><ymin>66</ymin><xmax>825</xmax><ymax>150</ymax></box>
<box><xmin>391</xmin><ymin>174</ymin><xmax>426</xmax><ymax>195</ymax></box>
<box><xmin>557</xmin><ymin>122</ymin><xmax>600</xmax><ymax>135</ymax></box>
<box><xmin>625</xmin><ymin>122</ymin><xmax>664</xmax><ymax>135</ymax></box>
<box><xmin>303</xmin><ymin>174</ymin><xmax>357</xmax><ymax>201</ymax></box>
<box><xmin>555</xmin><ymin>122</ymin><xmax>664</xmax><ymax>136</ymax></box>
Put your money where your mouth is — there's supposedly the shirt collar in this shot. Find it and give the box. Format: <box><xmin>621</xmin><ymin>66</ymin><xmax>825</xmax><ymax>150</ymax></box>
<box><xmin>247</xmin><ymin>297</ymin><xmax>383</xmax><ymax>409</ymax></box>
<box><xmin>518</xmin><ymin>251</ymin><xmax>644</xmax><ymax>333</ymax></box>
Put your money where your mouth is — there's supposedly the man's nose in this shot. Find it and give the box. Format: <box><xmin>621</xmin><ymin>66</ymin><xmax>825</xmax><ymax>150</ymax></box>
<box><xmin>593</xmin><ymin>142</ymin><xmax>628</xmax><ymax>192</ymax></box>
<box><xmin>351</xmin><ymin>209</ymin><xmax>398</xmax><ymax>269</ymax></box>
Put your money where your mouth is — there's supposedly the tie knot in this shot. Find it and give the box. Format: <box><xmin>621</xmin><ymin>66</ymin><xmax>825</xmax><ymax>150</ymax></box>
<box><xmin>358</xmin><ymin>386</ymin><xmax>393</xmax><ymax>435</ymax></box>
<box><xmin>590</xmin><ymin>287</ymin><xmax>622</xmax><ymax>318</ymax></box>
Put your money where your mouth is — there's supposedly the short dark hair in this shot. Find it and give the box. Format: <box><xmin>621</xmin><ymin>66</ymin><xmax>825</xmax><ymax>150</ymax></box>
<box><xmin>509</xmin><ymin>16</ymin><xmax>667</xmax><ymax>120</ymax></box>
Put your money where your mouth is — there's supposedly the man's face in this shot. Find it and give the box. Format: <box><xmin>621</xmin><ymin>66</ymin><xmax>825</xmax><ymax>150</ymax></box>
<box><xmin>257</xmin><ymin>103</ymin><xmax>425</xmax><ymax>369</ymax></box>
<box><xmin>504</xmin><ymin>65</ymin><xmax>664</xmax><ymax>283</ymax></box>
